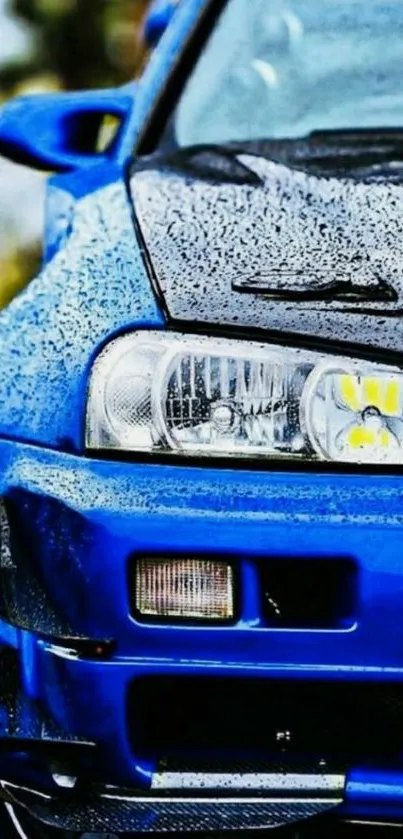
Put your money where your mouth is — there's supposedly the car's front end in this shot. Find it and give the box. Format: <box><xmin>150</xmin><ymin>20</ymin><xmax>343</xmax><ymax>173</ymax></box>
<box><xmin>1</xmin><ymin>170</ymin><xmax>403</xmax><ymax>832</ymax></box>
<box><xmin>4</xmin><ymin>358</ymin><xmax>403</xmax><ymax>833</ymax></box>
<box><xmin>3</xmin><ymin>436</ymin><xmax>403</xmax><ymax>833</ymax></box>
<box><xmin>0</xmin><ymin>169</ymin><xmax>355</xmax><ymax>833</ymax></box>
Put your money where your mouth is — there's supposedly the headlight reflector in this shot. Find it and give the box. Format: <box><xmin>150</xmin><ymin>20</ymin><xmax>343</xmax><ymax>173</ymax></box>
<box><xmin>86</xmin><ymin>331</ymin><xmax>403</xmax><ymax>464</ymax></box>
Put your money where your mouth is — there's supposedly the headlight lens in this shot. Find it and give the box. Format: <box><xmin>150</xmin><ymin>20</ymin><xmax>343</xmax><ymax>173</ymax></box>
<box><xmin>86</xmin><ymin>331</ymin><xmax>403</xmax><ymax>464</ymax></box>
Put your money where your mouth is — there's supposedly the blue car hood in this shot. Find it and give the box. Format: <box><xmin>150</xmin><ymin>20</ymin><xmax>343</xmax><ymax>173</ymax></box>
<box><xmin>131</xmin><ymin>142</ymin><xmax>403</xmax><ymax>356</ymax></box>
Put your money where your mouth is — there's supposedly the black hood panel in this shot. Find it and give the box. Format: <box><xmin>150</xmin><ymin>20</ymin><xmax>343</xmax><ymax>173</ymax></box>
<box><xmin>130</xmin><ymin>143</ymin><xmax>403</xmax><ymax>356</ymax></box>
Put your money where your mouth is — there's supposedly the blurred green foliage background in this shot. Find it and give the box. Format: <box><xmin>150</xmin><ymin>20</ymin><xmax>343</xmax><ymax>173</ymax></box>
<box><xmin>0</xmin><ymin>0</ymin><xmax>150</xmax><ymax>308</ymax></box>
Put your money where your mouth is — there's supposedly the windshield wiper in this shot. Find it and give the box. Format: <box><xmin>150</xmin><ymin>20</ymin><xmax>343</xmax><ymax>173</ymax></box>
<box><xmin>299</xmin><ymin>128</ymin><xmax>403</xmax><ymax>169</ymax></box>
<box><xmin>136</xmin><ymin>131</ymin><xmax>403</xmax><ymax>185</ymax></box>
<box><xmin>309</xmin><ymin>127</ymin><xmax>403</xmax><ymax>143</ymax></box>
<box><xmin>135</xmin><ymin>143</ymin><xmax>263</xmax><ymax>185</ymax></box>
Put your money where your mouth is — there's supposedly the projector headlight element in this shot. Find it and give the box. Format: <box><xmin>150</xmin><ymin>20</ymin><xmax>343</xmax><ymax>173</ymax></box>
<box><xmin>86</xmin><ymin>331</ymin><xmax>403</xmax><ymax>464</ymax></box>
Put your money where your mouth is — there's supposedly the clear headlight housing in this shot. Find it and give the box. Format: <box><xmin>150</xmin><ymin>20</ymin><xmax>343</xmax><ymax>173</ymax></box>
<box><xmin>86</xmin><ymin>331</ymin><xmax>403</xmax><ymax>465</ymax></box>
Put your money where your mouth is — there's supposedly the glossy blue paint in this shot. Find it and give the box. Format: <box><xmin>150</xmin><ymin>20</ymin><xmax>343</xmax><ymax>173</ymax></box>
<box><xmin>347</xmin><ymin>769</ymin><xmax>403</xmax><ymax>803</ymax></box>
<box><xmin>0</xmin><ymin>434</ymin><xmax>401</xmax><ymax>788</ymax></box>
<box><xmin>0</xmin><ymin>83</ymin><xmax>137</xmax><ymax>172</ymax></box>
<box><xmin>0</xmin><ymin>0</ymin><xmax>195</xmax><ymax>447</ymax></box>
<box><xmin>19</xmin><ymin>631</ymin><xmax>39</xmax><ymax>700</ymax></box>
<box><xmin>0</xmin><ymin>622</ymin><xmax>18</xmax><ymax>650</ymax></box>
<box><xmin>0</xmin><ymin>178</ymin><xmax>163</xmax><ymax>450</ymax></box>
<box><xmin>0</xmin><ymin>437</ymin><xmax>401</xmax><ymax>670</ymax></box>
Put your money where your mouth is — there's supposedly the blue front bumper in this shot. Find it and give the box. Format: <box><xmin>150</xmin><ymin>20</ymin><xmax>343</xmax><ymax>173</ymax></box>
<box><xmin>2</xmin><ymin>438</ymin><xmax>403</xmax><ymax>827</ymax></box>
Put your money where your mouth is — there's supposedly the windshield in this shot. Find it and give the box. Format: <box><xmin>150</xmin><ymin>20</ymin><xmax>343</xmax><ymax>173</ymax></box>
<box><xmin>169</xmin><ymin>0</ymin><xmax>403</xmax><ymax>147</ymax></box>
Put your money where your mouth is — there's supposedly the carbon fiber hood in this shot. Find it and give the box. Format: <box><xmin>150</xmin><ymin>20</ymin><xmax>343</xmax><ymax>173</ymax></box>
<box><xmin>130</xmin><ymin>140</ymin><xmax>403</xmax><ymax>356</ymax></box>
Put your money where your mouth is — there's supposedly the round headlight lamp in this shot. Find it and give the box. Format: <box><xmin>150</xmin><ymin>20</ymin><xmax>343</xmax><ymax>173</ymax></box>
<box><xmin>302</xmin><ymin>363</ymin><xmax>403</xmax><ymax>464</ymax></box>
<box><xmin>86</xmin><ymin>331</ymin><xmax>403</xmax><ymax>466</ymax></box>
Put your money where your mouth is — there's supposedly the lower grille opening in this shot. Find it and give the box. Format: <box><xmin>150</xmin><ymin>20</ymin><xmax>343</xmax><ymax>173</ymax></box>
<box><xmin>259</xmin><ymin>556</ymin><xmax>357</xmax><ymax>629</ymax></box>
<box><xmin>129</xmin><ymin>676</ymin><xmax>403</xmax><ymax>762</ymax></box>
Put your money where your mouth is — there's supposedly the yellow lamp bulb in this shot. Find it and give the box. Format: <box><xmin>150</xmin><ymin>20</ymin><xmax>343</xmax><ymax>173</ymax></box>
<box><xmin>337</xmin><ymin>374</ymin><xmax>401</xmax><ymax>416</ymax></box>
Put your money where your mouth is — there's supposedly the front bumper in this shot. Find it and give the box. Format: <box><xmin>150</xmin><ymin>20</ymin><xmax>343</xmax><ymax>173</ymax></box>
<box><xmin>0</xmin><ymin>761</ymin><xmax>345</xmax><ymax>833</ymax></box>
<box><xmin>2</xmin><ymin>439</ymin><xmax>403</xmax><ymax>829</ymax></box>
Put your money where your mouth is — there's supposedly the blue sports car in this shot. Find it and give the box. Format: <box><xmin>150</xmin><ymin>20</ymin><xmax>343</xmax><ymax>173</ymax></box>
<box><xmin>2</xmin><ymin>0</ymin><xmax>403</xmax><ymax>835</ymax></box>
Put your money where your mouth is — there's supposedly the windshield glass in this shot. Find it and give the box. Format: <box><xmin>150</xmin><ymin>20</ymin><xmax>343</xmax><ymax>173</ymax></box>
<box><xmin>170</xmin><ymin>0</ymin><xmax>403</xmax><ymax>147</ymax></box>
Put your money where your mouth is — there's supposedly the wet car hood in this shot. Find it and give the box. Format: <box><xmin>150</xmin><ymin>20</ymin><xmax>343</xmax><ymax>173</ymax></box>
<box><xmin>130</xmin><ymin>140</ymin><xmax>403</xmax><ymax>356</ymax></box>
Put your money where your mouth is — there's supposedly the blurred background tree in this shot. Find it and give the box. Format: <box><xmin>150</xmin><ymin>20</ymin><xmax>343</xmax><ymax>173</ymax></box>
<box><xmin>0</xmin><ymin>0</ymin><xmax>150</xmax><ymax>307</ymax></box>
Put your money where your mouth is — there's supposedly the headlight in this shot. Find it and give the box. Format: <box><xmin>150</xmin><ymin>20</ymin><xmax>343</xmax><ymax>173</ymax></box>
<box><xmin>86</xmin><ymin>331</ymin><xmax>403</xmax><ymax>464</ymax></box>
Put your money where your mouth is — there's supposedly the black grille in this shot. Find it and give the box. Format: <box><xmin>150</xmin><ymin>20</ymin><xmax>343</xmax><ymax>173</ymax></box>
<box><xmin>128</xmin><ymin>676</ymin><xmax>403</xmax><ymax>762</ymax></box>
<box><xmin>259</xmin><ymin>556</ymin><xmax>357</xmax><ymax>629</ymax></box>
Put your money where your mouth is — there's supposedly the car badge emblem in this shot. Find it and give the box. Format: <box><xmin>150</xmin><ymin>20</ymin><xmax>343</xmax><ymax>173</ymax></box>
<box><xmin>232</xmin><ymin>273</ymin><xmax>397</xmax><ymax>304</ymax></box>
